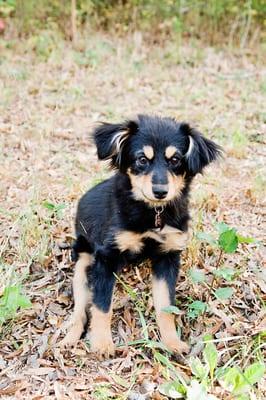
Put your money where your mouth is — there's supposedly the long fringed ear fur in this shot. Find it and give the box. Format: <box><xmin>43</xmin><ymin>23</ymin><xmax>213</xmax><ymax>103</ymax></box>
<box><xmin>181</xmin><ymin>123</ymin><xmax>222</xmax><ymax>175</ymax></box>
<box><xmin>93</xmin><ymin>120</ymin><xmax>138</xmax><ymax>168</ymax></box>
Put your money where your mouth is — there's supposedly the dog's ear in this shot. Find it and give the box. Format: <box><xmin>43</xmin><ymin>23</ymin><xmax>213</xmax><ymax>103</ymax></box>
<box><xmin>181</xmin><ymin>123</ymin><xmax>222</xmax><ymax>175</ymax></box>
<box><xmin>93</xmin><ymin>120</ymin><xmax>138</xmax><ymax>168</ymax></box>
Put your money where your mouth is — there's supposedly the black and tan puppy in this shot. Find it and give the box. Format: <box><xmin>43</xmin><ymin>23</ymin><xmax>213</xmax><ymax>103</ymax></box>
<box><xmin>61</xmin><ymin>115</ymin><xmax>221</xmax><ymax>356</ymax></box>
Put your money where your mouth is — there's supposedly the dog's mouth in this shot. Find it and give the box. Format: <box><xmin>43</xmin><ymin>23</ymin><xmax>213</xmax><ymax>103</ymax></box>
<box><xmin>141</xmin><ymin>192</ymin><xmax>168</xmax><ymax>207</ymax></box>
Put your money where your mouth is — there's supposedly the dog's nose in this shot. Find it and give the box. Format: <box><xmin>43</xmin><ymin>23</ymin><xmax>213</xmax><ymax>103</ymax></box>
<box><xmin>153</xmin><ymin>186</ymin><xmax>168</xmax><ymax>199</ymax></box>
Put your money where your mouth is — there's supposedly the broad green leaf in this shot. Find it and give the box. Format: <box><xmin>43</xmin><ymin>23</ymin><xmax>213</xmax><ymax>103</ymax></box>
<box><xmin>189</xmin><ymin>357</ymin><xmax>209</xmax><ymax>380</ymax></box>
<box><xmin>189</xmin><ymin>301</ymin><xmax>207</xmax><ymax>312</ymax></box>
<box><xmin>219</xmin><ymin>367</ymin><xmax>245</xmax><ymax>393</ymax></box>
<box><xmin>189</xmin><ymin>268</ymin><xmax>206</xmax><ymax>284</ymax></box>
<box><xmin>203</xmin><ymin>334</ymin><xmax>213</xmax><ymax>341</ymax></box>
<box><xmin>203</xmin><ymin>342</ymin><xmax>218</xmax><ymax>380</ymax></box>
<box><xmin>214</xmin><ymin>267</ymin><xmax>236</xmax><ymax>281</ymax></box>
<box><xmin>214</xmin><ymin>287</ymin><xmax>234</xmax><ymax>300</ymax></box>
<box><xmin>162</xmin><ymin>305</ymin><xmax>182</xmax><ymax>315</ymax></box>
<box><xmin>4</xmin><ymin>286</ymin><xmax>20</xmax><ymax>313</ymax></box>
<box><xmin>17</xmin><ymin>294</ymin><xmax>32</xmax><ymax>309</ymax></box>
<box><xmin>218</xmin><ymin>365</ymin><xmax>263</xmax><ymax>395</ymax></box>
<box><xmin>197</xmin><ymin>232</ymin><xmax>217</xmax><ymax>246</ymax></box>
<box><xmin>218</xmin><ymin>229</ymin><xmax>238</xmax><ymax>253</ymax></box>
<box><xmin>0</xmin><ymin>285</ymin><xmax>32</xmax><ymax>323</ymax></box>
<box><xmin>243</xmin><ymin>362</ymin><xmax>265</xmax><ymax>386</ymax></box>
<box><xmin>188</xmin><ymin>301</ymin><xmax>207</xmax><ymax>319</ymax></box>
<box><xmin>159</xmin><ymin>381</ymin><xmax>184</xmax><ymax>399</ymax></box>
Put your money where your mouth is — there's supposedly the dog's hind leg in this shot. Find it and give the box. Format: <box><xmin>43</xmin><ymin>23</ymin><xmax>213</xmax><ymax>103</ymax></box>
<box><xmin>60</xmin><ymin>252</ymin><xmax>94</xmax><ymax>347</ymax></box>
<box><xmin>152</xmin><ymin>252</ymin><xmax>189</xmax><ymax>354</ymax></box>
<box><xmin>89</xmin><ymin>253</ymin><xmax>117</xmax><ymax>358</ymax></box>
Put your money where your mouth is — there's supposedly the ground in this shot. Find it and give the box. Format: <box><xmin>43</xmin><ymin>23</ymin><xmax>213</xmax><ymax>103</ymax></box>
<box><xmin>0</xmin><ymin>33</ymin><xmax>265</xmax><ymax>399</ymax></box>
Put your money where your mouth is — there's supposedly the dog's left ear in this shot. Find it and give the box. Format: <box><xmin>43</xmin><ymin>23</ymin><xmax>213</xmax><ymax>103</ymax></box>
<box><xmin>93</xmin><ymin>119</ymin><xmax>138</xmax><ymax>168</ymax></box>
<box><xmin>181</xmin><ymin>123</ymin><xmax>222</xmax><ymax>175</ymax></box>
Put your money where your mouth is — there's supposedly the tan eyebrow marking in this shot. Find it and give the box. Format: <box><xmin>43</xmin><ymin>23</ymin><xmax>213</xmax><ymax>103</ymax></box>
<box><xmin>165</xmin><ymin>145</ymin><xmax>177</xmax><ymax>159</ymax></box>
<box><xmin>143</xmin><ymin>145</ymin><xmax>154</xmax><ymax>160</ymax></box>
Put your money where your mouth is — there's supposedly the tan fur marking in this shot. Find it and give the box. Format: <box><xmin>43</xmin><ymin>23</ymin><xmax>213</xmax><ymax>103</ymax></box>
<box><xmin>152</xmin><ymin>278</ymin><xmax>189</xmax><ymax>354</ymax></box>
<box><xmin>128</xmin><ymin>170</ymin><xmax>156</xmax><ymax>206</ymax></box>
<box><xmin>167</xmin><ymin>172</ymin><xmax>185</xmax><ymax>200</ymax></box>
<box><xmin>90</xmin><ymin>305</ymin><xmax>114</xmax><ymax>357</ymax></box>
<box><xmin>60</xmin><ymin>253</ymin><xmax>94</xmax><ymax>347</ymax></box>
<box><xmin>165</xmin><ymin>145</ymin><xmax>178</xmax><ymax>159</ymax></box>
<box><xmin>116</xmin><ymin>230</ymin><xmax>144</xmax><ymax>253</ymax></box>
<box><xmin>115</xmin><ymin>226</ymin><xmax>189</xmax><ymax>255</ymax></box>
<box><xmin>160</xmin><ymin>226</ymin><xmax>189</xmax><ymax>252</ymax></box>
<box><xmin>143</xmin><ymin>145</ymin><xmax>154</xmax><ymax>160</ymax></box>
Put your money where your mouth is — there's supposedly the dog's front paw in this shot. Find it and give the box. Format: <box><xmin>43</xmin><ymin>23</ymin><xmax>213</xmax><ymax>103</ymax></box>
<box><xmin>59</xmin><ymin>323</ymin><xmax>83</xmax><ymax>348</ymax></box>
<box><xmin>162</xmin><ymin>336</ymin><xmax>190</xmax><ymax>354</ymax></box>
<box><xmin>90</xmin><ymin>334</ymin><xmax>115</xmax><ymax>358</ymax></box>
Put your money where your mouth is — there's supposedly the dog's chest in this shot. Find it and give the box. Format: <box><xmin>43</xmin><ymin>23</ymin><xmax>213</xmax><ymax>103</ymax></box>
<box><xmin>115</xmin><ymin>225</ymin><xmax>188</xmax><ymax>254</ymax></box>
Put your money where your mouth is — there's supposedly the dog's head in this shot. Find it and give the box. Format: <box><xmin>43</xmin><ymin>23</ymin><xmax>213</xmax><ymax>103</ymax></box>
<box><xmin>94</xmin><ymin>115</ymin><xmax>222</xmax><ymax>206</ymax></box>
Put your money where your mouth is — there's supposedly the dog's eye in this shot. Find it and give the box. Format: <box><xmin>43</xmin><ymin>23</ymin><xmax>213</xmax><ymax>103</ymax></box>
<box><xmin>169</xmin><ymin>156</ymin><xmax>180</xmax><ymax>167</ymax></box>
<box><xmin>137</xmin><ymin>156</ymin><xmax>149</xmax><ymax>166</ymax></box>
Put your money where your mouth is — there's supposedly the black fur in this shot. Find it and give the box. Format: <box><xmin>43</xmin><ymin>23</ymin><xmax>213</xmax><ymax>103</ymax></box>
<box><xmin>71</xmin><ymin>114</ymin><xmax>221</xmax><ymax>349</ymax></box>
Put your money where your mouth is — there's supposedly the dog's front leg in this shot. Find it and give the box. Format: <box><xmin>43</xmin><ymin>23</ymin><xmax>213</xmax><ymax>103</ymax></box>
<box><xmin>60</xmin><ymin>252</ymin><xmax>93</xmax><ymax>347</ymax></box>
<box><xmin>90</xmin><ymin>254</ymin><xmax>116</xmax><ymax>358</ymax></box>
<box><xmin>152</xmin><ymin>252</ymin><xmax>189</xmax><ymax>354</ymax></box>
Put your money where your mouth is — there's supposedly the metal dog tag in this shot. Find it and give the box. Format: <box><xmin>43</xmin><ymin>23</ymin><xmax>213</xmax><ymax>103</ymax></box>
<box><xmin>155</xmin><ymin>206</ymin><xmax>164</xmax><ymax>230</ymax></box>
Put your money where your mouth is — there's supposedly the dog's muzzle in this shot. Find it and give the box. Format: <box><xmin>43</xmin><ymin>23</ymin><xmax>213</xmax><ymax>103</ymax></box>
<box><xmin>152</xmin><ymin>184</ymin><xmax>168</xmax><ymax>200</ymax></box>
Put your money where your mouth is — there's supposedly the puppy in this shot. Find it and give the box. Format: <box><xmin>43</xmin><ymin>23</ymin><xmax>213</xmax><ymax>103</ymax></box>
<box><xmin>61</xmin><ymin>115</ymin><xmax>221</xmax><ymax>357</ymax></box>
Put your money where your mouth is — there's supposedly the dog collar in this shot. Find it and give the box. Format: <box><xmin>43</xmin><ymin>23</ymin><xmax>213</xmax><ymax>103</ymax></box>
<box><xmin>154</xmin><ymin>206</ymin><xmax>165</xmax><ymax>229</ymax></box>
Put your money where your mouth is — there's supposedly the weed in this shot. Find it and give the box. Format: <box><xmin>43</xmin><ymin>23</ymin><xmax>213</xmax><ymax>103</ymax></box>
<box><xmin>42</xmin><ymin>200</ymin><xmax>67</xmax><ymax>219</ymax></box>
<box><xmin>187</xmin><ymin>300</ymin><xmax>207</xmax><ymax>320</ymax></box>
<box><xmin>158</xmin><ymin>337</ymin><xmax>265</xmax><ymax>399</ymax></box>
<box><xmin>0</xmin><ymin>284</ymin><xmax>31</xmax><ymax>326</ymax></box>
<box><xmin>195</xmin><ymin>221</ymin><xmax>256</xmax><ymax>306</ymax></box>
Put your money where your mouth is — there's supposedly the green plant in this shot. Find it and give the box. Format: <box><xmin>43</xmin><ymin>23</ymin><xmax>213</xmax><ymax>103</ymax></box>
<box><xmin>158</xmin><ymin>336</ymin><xmax>265</xmax><ymax>399</ymax></box>
<box><xmin>219</xmin><ymin>362</ymin><xmax>265</xmax><ymax>398</ymax></box>
<box><xmin>189</xmin><ymin>222</ymin><xmax>256</xmax><ymax>311</ymax></box>
<box><xmin>42</xmin><ymin>200</ymin><xmax>67</xmax><ymax>219</ymax></box>
<box><xmin>0</xmin><ymin>0</ymin><xmax>16</xmax><ymax>17</ymax></box>
<box><xmin>187</xmin><ymin>300</ymin><xmax>207</xmax><ymax>319</ymax></box>
<box><xmin>0</xmin><ymin>284</ymin><xmax>31</xmax><ymax>325</ymax></box>
<box><xmin>1</xmin><ymin>0</ymin><xmax>265</xmax><ymax>46</ymax></box>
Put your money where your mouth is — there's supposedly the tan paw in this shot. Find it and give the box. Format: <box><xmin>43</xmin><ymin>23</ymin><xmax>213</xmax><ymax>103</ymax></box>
<box><xmin>59</xmin><ymin>325</ymin><xmax>83</xmax><ymax>348</ymax></box>
<box><xmin>90</xmin><ymin>335</ymin><xmax>115</xmax><ymax>358</ymax></box>
<box><xmin>162</xmin><ymin>336</ymin><xmax>190</xmax><ymax>354</ymax></box>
